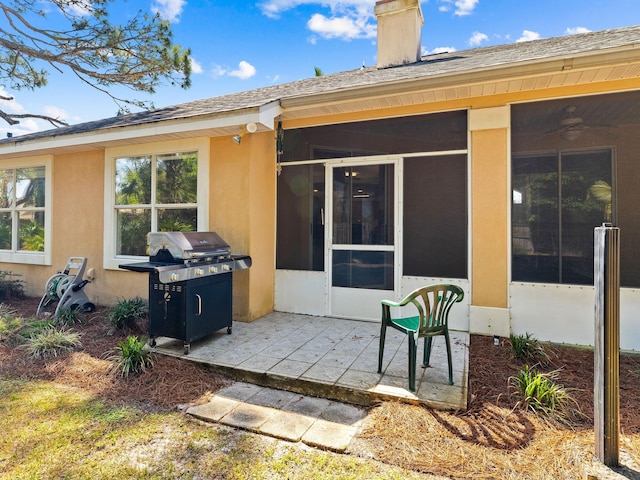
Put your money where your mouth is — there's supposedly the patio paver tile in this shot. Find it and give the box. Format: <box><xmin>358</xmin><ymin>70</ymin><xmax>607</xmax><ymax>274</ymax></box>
<box><xmin>300</xmin><ymin>363</ymin><xmax>347</xmax><ymax>383</ymax></box>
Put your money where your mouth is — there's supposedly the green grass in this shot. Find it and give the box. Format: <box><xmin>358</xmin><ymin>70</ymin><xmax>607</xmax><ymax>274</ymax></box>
<box><xmin>0</xmin><ymin>378</ymin><xmax>427</xmax><ymax>480</ymax></box>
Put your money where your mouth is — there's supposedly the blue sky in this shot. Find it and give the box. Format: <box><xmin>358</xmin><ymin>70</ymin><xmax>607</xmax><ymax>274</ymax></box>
<box><xmin>1</xmin><ymin>0</ymin><xmax>639</xmax><ymax>138</ymax></box>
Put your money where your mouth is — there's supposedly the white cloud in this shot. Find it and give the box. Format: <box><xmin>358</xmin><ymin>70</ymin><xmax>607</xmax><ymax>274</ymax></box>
<box><xmin>516</xmin><ymin>30</ymin><xmax>541</xmax><ymax>42</ymax></box>
<box><xmin>438</xmin><ymin>0</ymin><xmax>479</xmax><ymax>16</ymax></box>
<box><xmin>210</xmin><ymin>65</ymin><xmax>228</xmax><ymax>79</ymax></box>
<box><xmin>0</xmin><ymin>88</ymin><xmax>24</xmax><ymax>114</ymax></box>
<box><xmin>469</xmin><ymin>31</ymin><xmax>488</xmax><ymax>46</ymax></box>
<box><xmin>190</xmin><ymin>57</ymin><xmax>203</xmax><ymax>74</ymax></box>
<box><xmin>42</xmin><ymin>105</ymin><xmax>71</xmax><ymax>123</ymax></box>
<box><xmin>228</xmin><ymin>61</ymin><xmax>257</xmax><ymax>80</ymax></box>
<box><xmin>307</xmin><ymin>12</ymin><xmax>375</xmax><ymax>41</ymax></box>
<box><xmin>62</xmin><ymin>0</ymin><xmax>93</xmax><ymax>16</ymax></box>
<box><xmin>259</xmin><ymin>1</ymin><xmax>377</xmax><ymax>41</ymax></box>
<box><xmin>453</xmin><ymin>0</ymin><xmax>479</xmax><ymax>16</ymax></box>
<box><xmin>566</xmin><ymin>26</ymin><xmax>591</xmax><ymax>35</ymax></box>
<box><xmin>0</xmin><ymin>118</ymin><xmax>39</xmax><ymax>139</ymax></box>
<box><xmin>0</xmin><ymin>90</ymin><xmax>55</xmax><ymax>137</ymax></box>
<box><xmin>151</xmin><ymin>0</ymin><xmax>186</xmax><ymax>23</ymax></box>
<box><xmin>423</xmin><ymin>46</ymin><xmax>456</xmax><ymax>55</ymax></box>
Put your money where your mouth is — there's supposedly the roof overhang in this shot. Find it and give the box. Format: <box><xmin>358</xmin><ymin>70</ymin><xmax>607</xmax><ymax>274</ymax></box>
<box><xmin>280</xmin><ymin>45</ymin><xmax>640</xmax><ymax>122</ymax></box>
<box><xmin>0</xmin><ymin>101</ymin><xmax>282</xmax><ymax>159</ymax></box>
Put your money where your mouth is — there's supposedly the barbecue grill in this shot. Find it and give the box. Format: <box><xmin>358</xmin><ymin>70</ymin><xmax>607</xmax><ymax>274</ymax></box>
<box><xmin>119</xmin><ymin>231</ymin><xmax>252</xmax><ymax>354</ymax></box>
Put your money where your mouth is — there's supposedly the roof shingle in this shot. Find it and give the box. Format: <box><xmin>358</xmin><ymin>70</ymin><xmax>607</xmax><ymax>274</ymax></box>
<box><xmin>2</xmin><ymin>24</ymin><xmax>639</xmax><ymax>146</ymax></box>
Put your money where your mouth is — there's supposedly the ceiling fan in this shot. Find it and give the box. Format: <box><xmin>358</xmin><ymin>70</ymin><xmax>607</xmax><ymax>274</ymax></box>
<box><xmin>558</xmin><ymin>106</ymin><xmax>584</xmax><ymax>141</ymax></box>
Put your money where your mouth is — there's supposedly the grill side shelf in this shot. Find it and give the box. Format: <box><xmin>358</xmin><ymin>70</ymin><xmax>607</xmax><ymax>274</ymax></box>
<box><xmin>119</xmin><ymin>262</ymin><xmax>184</xmax><ymax>273</ymax></box>
<box><xmin>119</xmin><ymin>255</ymin><xmax>252</xmax><ymax>284</ymax></box>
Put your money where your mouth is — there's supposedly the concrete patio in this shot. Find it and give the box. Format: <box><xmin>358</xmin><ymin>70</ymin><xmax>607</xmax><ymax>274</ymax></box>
<box><xmin>152</xmin><ymin>311</ymin><xmax>469</xmax><ymax>410</ymax></box>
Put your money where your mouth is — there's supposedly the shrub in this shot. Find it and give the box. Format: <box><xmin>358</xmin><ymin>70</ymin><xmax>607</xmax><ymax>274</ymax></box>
<box><xmin>107</xmin><ymin>297</ymin><xmax>147</xmax><ymax>334</ymax></box>
<box><xmin>509</xmin><ymin>332</ymin><xmax>549</xmax><ymax>364</ymax></box>
<box><xmin>0</xmin><ymin>271</ymin><xmax>25</xmax><ymax>301</ymax></box>
<box><xmin>24</xmin><ymin>327</ymin><xmax>82</xmax><ymax>359</ymax></box>
<box><xmin>106</xmin><ymin>335</ymin><xmax>155</xmax><ymax>378</ymax></box>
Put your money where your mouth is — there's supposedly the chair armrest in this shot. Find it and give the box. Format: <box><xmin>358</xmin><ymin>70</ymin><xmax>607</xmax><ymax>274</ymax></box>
<box><xmin>381</xmin><ymin>299</ymin><xmax>402</xmax><ymax>308</ymax></box>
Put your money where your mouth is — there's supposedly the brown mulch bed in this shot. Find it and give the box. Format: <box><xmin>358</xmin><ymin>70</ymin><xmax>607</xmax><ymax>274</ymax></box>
<box><xmin>467</xmin><ymin>334</ymin><xmax>640</xmax><ymax>434</ymax></box>
<box><xmin>2</xmin><ymin>297</ymin><xmax>640</xmax><ymax>479</ymax></box>
<box><xmin>2</xmin><ymin>296</ymin><xmax>640</xmax><ymax>430</ymax></box>
<box><xmin>0</xmin><ymin>297</ymin><xmax>229</xmax><ymax>410</ymax></box>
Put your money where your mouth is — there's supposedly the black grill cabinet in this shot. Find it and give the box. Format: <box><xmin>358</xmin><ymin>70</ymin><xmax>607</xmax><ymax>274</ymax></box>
<box><xmin>148</xmin><ymin>271</ymin><xmax>232</xmax><ymax>354</ymax></box>
<box><xmin>119</xmin><ymin>231</ymin><xmax>251</xmax><ymax>354</ymax></box>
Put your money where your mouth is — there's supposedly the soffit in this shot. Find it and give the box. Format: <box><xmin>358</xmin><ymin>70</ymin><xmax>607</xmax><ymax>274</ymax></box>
<box><xmin>279</xmin><ymin>56</ymin><xmax>640</xmax><ymax>123</ymax></box>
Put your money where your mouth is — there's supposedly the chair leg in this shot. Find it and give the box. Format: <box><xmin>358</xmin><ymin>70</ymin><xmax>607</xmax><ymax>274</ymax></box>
<box><xmin>423</xmin><ymin>337</ymin><xmax>433</xmax><ymax>366</ymax></box>
<box><xmin>444</xmin><ymin>330</ymin><xmax>453</xmax><ymax>385</ymax></box>
<box><xmin>377</xmin><ymin>322</ymin><xmax>387</xmax><ymax>374</ymax></box>
<box><xmin>408</xmin><ymin>332</ymin><xmax>418</xmax><ymax>392</ymax></box>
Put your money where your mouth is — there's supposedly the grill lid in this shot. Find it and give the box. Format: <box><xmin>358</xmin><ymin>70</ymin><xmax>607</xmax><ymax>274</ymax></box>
<box><xmin>148</xmin><ymin>231</ymin><xmax>231</xmax><ymax>260</ymax></box>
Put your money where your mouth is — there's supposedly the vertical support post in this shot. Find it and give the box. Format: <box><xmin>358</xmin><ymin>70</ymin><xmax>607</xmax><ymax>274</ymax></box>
<box><xmin>594</xmin><ymin>224</ymin><xmax>620</xmax><ymax>467</ymax></box>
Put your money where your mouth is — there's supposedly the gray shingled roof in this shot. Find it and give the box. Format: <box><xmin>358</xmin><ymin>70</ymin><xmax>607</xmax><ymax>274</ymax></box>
<box><xmin>2</xmin><ymin>24</ymin><xmax>639</xmax><ymax>146</ymax></box>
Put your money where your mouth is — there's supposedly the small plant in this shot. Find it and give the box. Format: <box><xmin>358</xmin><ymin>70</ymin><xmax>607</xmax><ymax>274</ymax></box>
<box><xmin>106</xmin><ymin>335</ymin><xmax>155</xmax><ymax>378</ymax></box>
<box><xmin>0</xmin><ymin>314</ymin><xmax>23</xmax><ymax>342</ymax></box>
<box><xmin>24</xmin><ymin>327</ymin><xmax>82</xmax><ymax>359</ymax></box>
<box><xmin>509</xmin><ymin>332</ymin><xmax>549</xmax><ymax>364</ymax></box>
<box><xmin>107</xmin><ymin>296</ymin><xmax>147</xmax><ymax>334</ymax></box>
<box><xmin>0</xmin><ymin>271</ymin><xmax>25</xmax><ymax>301</ymax></box>
<box><xmin>509</xmin><ymin>365</ymin><xmax>576</xmax><ymax>422</ymax></box>
<box><xmin>19</xmin><ymin>319</ymin><xmax>55</xmax><ymax>341</ymax></box>
<box><xmin>0</xmin><ymin>306</ymin><xmax>53</xmax><ymax>345</ymax></box>
<box><xmin>54</xmin><ymin>306</ymin><xmax>82</xmax><ymax>326</ymax></box>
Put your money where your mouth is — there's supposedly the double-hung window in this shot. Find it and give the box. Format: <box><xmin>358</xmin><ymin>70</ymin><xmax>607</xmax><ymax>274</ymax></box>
<box><xmin>105</xmin><ymin>140</ymin><xmax>209</xmax><ymax>267</ymax></box>
<box><xmin>0</xmin><ymin>156</ymin><xmax>51</xmax><ymax>265</ymax></box>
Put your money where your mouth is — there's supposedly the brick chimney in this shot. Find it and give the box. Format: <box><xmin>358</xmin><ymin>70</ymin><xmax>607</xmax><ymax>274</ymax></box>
<box><xmin>374</xmin><ymin>0</ymin><xmax>423</xmax><ymax>68</ymax></box>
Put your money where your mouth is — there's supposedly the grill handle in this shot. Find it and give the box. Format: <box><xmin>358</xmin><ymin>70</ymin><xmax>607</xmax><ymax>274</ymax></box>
<box><xmin>195</xmin><ymin>294</ymin><xmax>202</xmax><ymax>316</ymax></box>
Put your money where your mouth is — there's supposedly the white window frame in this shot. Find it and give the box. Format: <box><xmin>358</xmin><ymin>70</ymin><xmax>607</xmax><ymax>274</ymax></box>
<box><xmin>103</xmin><ymin>138</ymin><xmax>210</xmax><ymax>270</ymax></box>
<box><xmin>0</xmin><ymin>155</ymin><xmax>52</xmax><ymax>266</ymax></box>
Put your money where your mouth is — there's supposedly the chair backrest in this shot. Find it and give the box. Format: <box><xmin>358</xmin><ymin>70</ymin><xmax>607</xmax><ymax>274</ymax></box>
<box><xmin>409</xmin><ymin>284</ymin><xmax>464</xmax><ymax>334</ymax></box>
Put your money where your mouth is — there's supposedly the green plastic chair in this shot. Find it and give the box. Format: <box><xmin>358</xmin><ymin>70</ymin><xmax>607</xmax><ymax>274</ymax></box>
<box><xmin>377</xmin><ymin>284</ymin><xmax>464</xmax><ymax>392</ymax></box>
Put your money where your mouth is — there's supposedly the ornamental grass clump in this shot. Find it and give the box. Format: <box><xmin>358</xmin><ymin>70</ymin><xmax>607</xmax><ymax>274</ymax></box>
<box><xmin>107</xmin><ymin>296</ymin><xmax>147</xmax><ymax>334</ymax></box>
<box><xmin>1</xmin><ymin>306</ymin><xmax>55</xmax><ymax>346</ymax></box>
<box><xmin>509</xmin><ymin>332</ymin><xmax>550</xmax><ymax>365</ymax></box>
<box><xmin>509</xmin><ymin>365</ymin><xmax>577</xmax><ymax>424</ymax></box>
<box><xmin>24</xmin><ymin>327</ymin><xmax>82</xmax><ymax>359</ymax></box>
<box><xmin>54</xmin><ymin>306</ymin><xmax>83</xmax><ymax>326</ymax></box>
<box><xmin>106</xmin><ymin>335</ymin><xmax>155</xmax><ymax>378</ymax></box>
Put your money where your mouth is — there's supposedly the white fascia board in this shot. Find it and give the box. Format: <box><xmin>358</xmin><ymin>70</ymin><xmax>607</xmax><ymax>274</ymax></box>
<box><xmin>258</xmin><ymin>101</ymin><xmax>283</xmax><ymax>129</ymax></box>
<box><xmin>281</xmin><ymin>47</ymin><xmax>640</xmax><ymax>110</ymax></box>
<box><xmin>0</xmin><ymin>101</ymin><xmax>282</xmax><ymax>157</ymax></box>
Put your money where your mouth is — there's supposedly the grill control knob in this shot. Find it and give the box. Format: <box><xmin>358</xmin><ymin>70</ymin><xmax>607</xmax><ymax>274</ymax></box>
<box><xmin>222</xmin><ymin>263</ymin><xmax>231</xmax><ymax>271</ymax></box>
<box><xmin>170</xmin><ymin>273</ymin><xmax>179</xmax><ymax>282</ymax></box>
<box><xmin>210</xmin><ymin>266</ymin><xmax>218</xmax><ymax>273</ymax></box>
<box><xmin>195</xmin><ymin>268</ymin><xmax>204</xmax><ymax>276</ymax></box>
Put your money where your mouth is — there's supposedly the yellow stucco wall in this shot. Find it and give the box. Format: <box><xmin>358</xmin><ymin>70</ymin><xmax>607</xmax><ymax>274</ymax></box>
<box><xmin>3</xmin><ymin>149</ymin><xmax>147</xmax><ymax>305</ymax></box>
<box><xmin>1</xmin><ymin>76</ymin><xmax>638</xmax><ymax>320</ymax></box>
<box><xmin>470</xmin><ymin>128</ymin><xmax>509</xmax><ymax>308</ymax></box>
<box><xmin>210</xmin><ymin>131</ymin><xmax>276</xmax><ymax>322</ymax></box>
